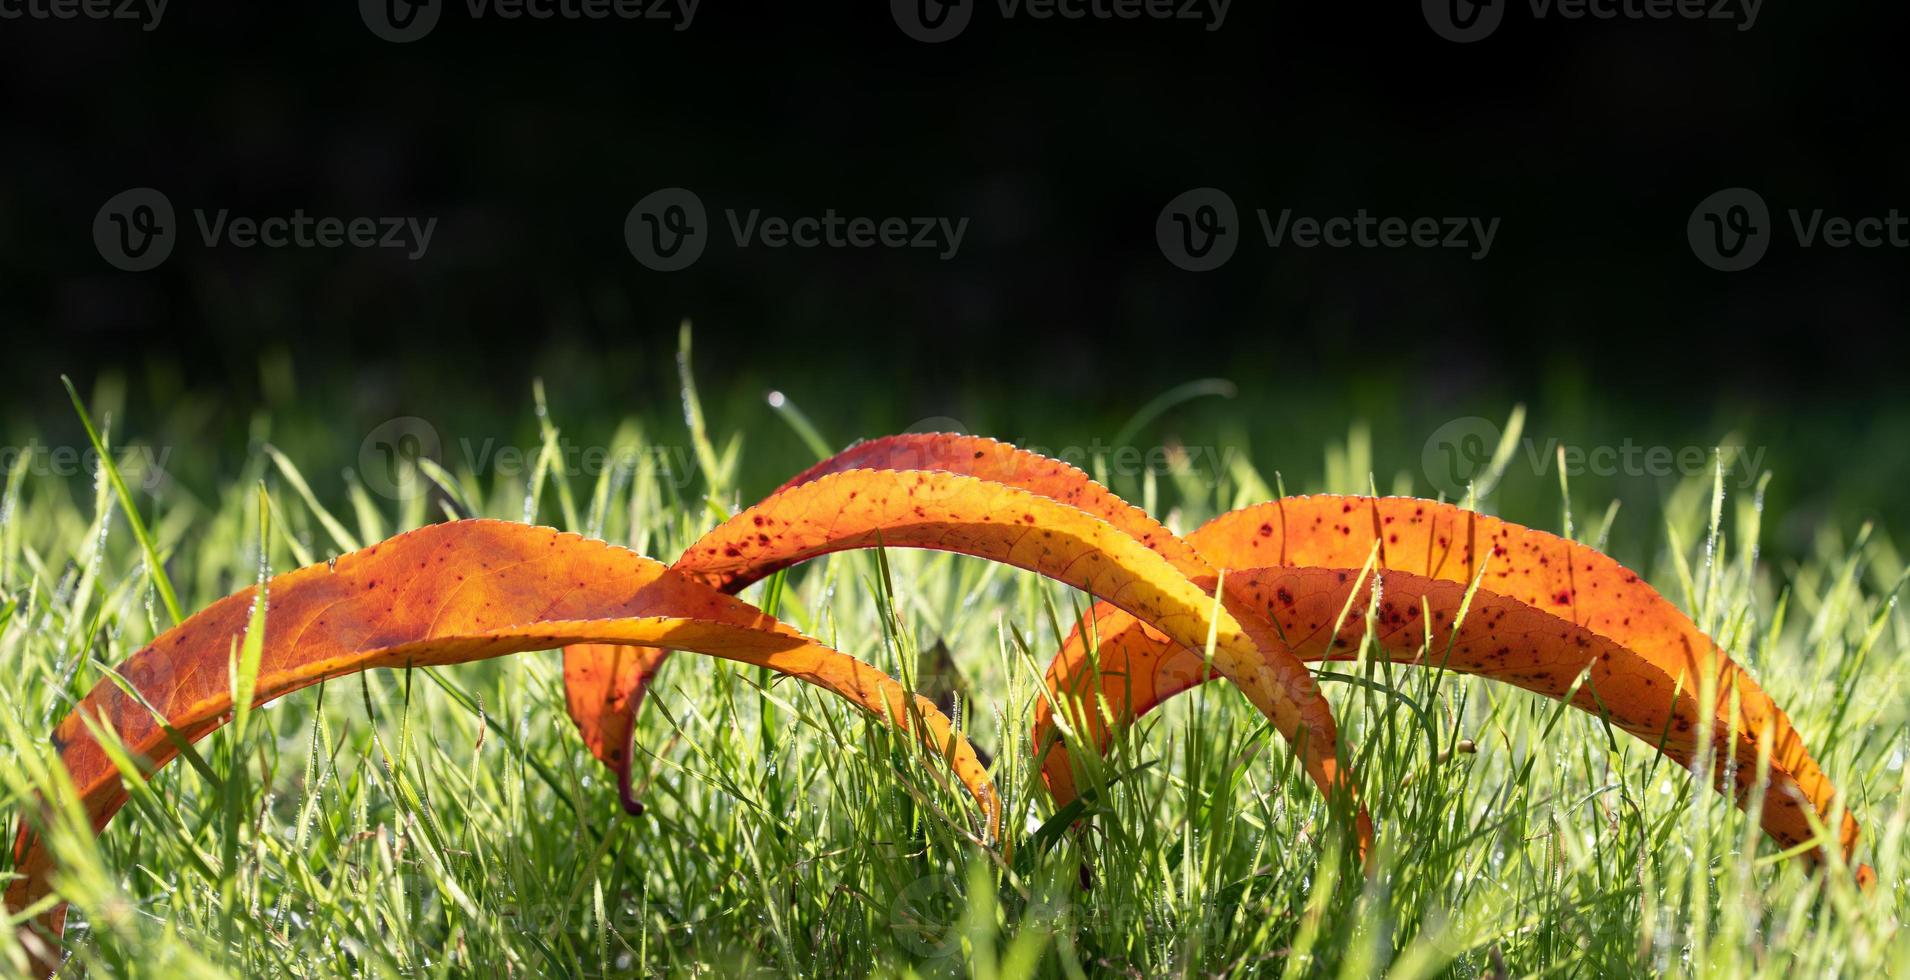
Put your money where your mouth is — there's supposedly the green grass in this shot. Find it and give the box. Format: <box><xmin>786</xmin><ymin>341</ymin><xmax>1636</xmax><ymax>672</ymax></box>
<box><xmin>1</xmin><ymin>374</ymin><xmax>1905</xmax><ymax>977</ymax></box>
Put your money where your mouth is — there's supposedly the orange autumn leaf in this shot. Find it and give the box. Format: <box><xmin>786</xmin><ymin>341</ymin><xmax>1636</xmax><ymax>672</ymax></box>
<box><xmin>563</xmin><ymin>433</ymin><xmax>1213</xmax><ymax>809</ymax></box>
<box><xmin>1034</xmin><ymin>495</ymin><xmax>1870</xmax><ymax>883</ymax></box>
<box><xmin>7</xmin><ymin>520</ymin><xmax>995</xmax><ymax>970</ymax></box>
<box><xmin>563</xmin><ymin>436</ymin><xmax>1368</xmax><ymax>851</ymax></box>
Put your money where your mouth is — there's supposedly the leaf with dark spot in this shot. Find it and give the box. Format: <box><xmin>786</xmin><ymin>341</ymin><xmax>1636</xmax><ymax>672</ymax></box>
<box><xmin>1034</xmin><ymin>495</ymin><xmax>1871</xmax><ymax>885</ymax></box>
<box><xmin>562</xmin><ymin>435</ymin><xmax>1367</xmax><ymax>850</ymax></box>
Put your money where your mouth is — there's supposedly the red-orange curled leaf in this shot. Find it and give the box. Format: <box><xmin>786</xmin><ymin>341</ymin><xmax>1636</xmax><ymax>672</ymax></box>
<box><xmin>1035</xmin><ymin>495</ymin><xmax>1869</xmax><ymax>882</ymax></box>
<box><xmin>564</xmin><ymin>437</ymin><xmax>1367</xmax><ymax>850</ymax></box>
<box><xmin>8</xmin><ymin>520</ymin><xmax>996</xmax><ymax>973</ymax></box>
<box><xmin>563</xmin><ymin>433</ymin><xmax>1214</xmax><ymax>807</ymax></box>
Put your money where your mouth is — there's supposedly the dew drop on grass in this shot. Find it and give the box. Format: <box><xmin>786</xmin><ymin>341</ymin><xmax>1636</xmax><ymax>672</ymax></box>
<box><xmin>92</xmin><ymin>493</ymin><xmax>112</xmax><ymax>562</ymax></box>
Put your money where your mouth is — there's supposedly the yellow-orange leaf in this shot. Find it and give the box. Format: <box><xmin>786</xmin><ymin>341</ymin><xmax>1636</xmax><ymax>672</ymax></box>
<box><xmin>563</xmin><ymin>433</ymin><xmax>1212</xmax><ymax>807</ymax></box>
<box><xmin>8</xmin><ymin>520</ymin><xmax>995</xmax><ymax>971</ymax></box>
<box><xmin>564</xmin><ymin>437</ymin><xmax>1366</xmax><ymax>851</ymax></box>
<box><xmin>1035</xmin><ymin>495</ymin><xmax>1869</xmax><ymax>882</ymax></box>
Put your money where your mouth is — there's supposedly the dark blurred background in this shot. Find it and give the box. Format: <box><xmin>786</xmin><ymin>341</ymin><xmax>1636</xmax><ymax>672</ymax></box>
<box><xmin>2</xmin><ymin>1</ymin><xmax>1905</xmax><ymax>551</ymax></box>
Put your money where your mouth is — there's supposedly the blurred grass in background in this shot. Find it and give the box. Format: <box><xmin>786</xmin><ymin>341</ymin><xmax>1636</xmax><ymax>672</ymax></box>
<box><xmin>5</xmin><ymin>330</ymin><xmax>1908</xmax><ymax>570</ymax></box>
